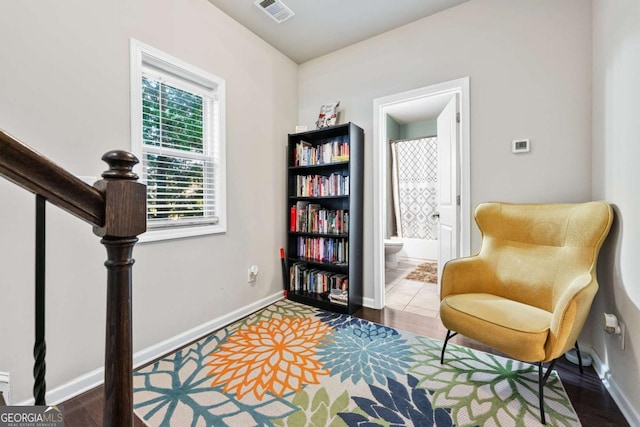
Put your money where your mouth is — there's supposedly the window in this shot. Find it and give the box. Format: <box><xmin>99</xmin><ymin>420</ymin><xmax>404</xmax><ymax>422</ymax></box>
<box><xmin>130</xmin><ymin>40</ymin><xmax>226</xmax><ymax>241</ymax></box>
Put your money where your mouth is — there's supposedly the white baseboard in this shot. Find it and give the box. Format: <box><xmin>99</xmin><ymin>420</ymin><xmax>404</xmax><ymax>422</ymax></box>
<box><xmin>584</xmin><ymin>344</ymin><xmax>640</xmax><ymax>426</ymax></box>
<box><xmin>131</xmin><ymin>291</ymin><xmax>283</xmax><ymax>370</ymax></box>
<box><xmin>362</xmin><ymin>296</ymin><xmax>376</xmax><ymax>309</ymax></box>
<box><xmin>18</xmin><ymin>291</ymin><xmax>284</xmax><ymax>406</ymax></box>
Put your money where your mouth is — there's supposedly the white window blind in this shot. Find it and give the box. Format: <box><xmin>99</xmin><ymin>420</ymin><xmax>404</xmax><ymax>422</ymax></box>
<box><xmin>131</xmin><ymin>40</ymin><xmax>226</xmax><ymax>241</ymax></box>
<box><xmin>141</xmin><ymin>70</ymin><xmax>218</xmax><ymax>228</ymax></box>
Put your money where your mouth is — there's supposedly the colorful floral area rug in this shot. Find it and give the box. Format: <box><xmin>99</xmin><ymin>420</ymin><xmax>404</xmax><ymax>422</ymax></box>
<box><xmin>405</xmin><ymin>262</ymin><xmax>438</xmax><ymax>284</ymax></box>
<box><xmin>133</xmin><ymin>300</ymin><xmax>580</xmax><ymax>426</ymax></box>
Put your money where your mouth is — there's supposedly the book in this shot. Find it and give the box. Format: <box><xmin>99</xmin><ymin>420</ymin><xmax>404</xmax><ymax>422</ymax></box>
<box><xmin>289</xmin><ymin>205</ymin><xmax>297</xmax><ymax>232</ymax></box>
<box><xmin>295</xmin><ymin>140</ymin><xmax>312</xmax><ymax>166</ymax></box>
<box><xmin>307</xmin><ymin>204</ymin><xmax>320</xmax><ymax>233</ymax></box>
<box><xmin>296</xmin><ymin>201</ymin><xmax>309</xmax><ymax>231</ymax></box>
<box><xmin>331</xmin><ymin>154</ymin><xmax>349</xmax><ymax>162</ymax></box>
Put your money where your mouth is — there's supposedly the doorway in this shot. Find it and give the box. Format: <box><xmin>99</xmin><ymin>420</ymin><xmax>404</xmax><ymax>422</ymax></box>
<box><xmin>372</xmin><ymin>77</ymin><xmax>471</xmax><ymax>310</ymax></box>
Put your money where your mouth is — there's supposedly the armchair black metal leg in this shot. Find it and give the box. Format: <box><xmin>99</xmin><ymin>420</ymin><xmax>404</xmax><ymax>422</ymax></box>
<box><xmin>538</xmin><ymin>363</ymin><xmax>546</xmax><ymax>425</ymax></box>
<box><xmin>538</xmin><ymin>359</ymin><xmax>559</xmax><ymax>425</ymax></box>
<box><xmin>440</xmin><ymin>330</ymin><xmax>458</xmax><ymax>364</ymax></box>
<box><xmin>574</xmin><ymin>341</ymin><xmax>584</xmax><ymax>375</ymax></box>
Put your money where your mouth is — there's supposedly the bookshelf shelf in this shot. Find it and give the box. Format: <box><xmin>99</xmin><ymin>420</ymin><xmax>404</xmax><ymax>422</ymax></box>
<box><xmin>287</xmin><ymin>256</ymin><xmax>349</xmax><ymax>270</ymax></box>
<box><xmin>286</xmin><ymin>290</ymin><xmax>348</xmax><ymax>311</ymax></box>
<box><xmin>285</xmin><ymin>123</ymin><xmax>364</xmax><ymax>314</ymax></box>
<box><xmin>288</xmin><ymin>161</ymin><xmax>349</xmax><ymax>171</ymax></box>
<box><xmin>289</xmin><ymin>232</ymin><xmax>349</xmax><ymax>238</ymax></box>
<box><xmin>289</xmin><ymin>195</ymin><xmax>349</xmax><ymax>200</ymax></box>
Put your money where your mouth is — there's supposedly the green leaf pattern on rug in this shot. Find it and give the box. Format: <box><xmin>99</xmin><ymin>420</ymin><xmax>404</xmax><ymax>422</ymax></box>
<box><xmin>410</xmin><ymin>337</ymin><xmax>581</xmax><ymax>427</ymax></box>
<box><xmin>273</xmin><ymin>388</ymin><xmax>350</xmax><ymax>427</ymax></box>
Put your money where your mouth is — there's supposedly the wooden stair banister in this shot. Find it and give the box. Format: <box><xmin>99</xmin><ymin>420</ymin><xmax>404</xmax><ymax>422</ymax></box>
<box><xmin>0</xmin><ymin>129</ymin><xmax>146</xmax><ymax>427</ymax></box>
<box><xmin>94</xmin><ymin>151</ymin><xmax>146</xmax><ymax>427</ymax></box>
<box><xmin>0</xmin><ymin>130</ymin><xmax>104</xmax><ymax>227</ymax></box>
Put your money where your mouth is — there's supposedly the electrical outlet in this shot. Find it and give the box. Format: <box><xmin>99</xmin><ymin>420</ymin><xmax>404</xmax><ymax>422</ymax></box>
<box><xmin>0</xmin><ymin>371</ymin><xmax>10</xmax><ymax>405</ymax></box>
<box><xmin>620</xmin><ymin>323</ymin><xmax>626</xmax><ymax>350</ymax></box>
<box><xmin>247</xmin><ymin>265</ymin><xmax>259</xmax><ymax>283</ymax></box>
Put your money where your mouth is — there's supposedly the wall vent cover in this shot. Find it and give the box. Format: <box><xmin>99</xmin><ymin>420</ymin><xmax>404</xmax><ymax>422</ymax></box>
<box><xmin>255</xmin><ymin>0</ymin><xmax>295</xmax><ymax>23</ymax></box>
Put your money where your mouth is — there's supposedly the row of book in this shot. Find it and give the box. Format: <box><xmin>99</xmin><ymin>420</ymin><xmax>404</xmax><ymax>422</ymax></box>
<box><xmin>290</xmin><ymin>202</ymin><xmax>349</xmax><ymax>234</ymax></box>
<box><xmin>295</xmin><ymin>174</ymin><xmax>349</xmax><ymax>197</ymax></box>
<box><xmin>293</xmin><ymin>138</ymin><xmax>350</xmax><ymax>167</ymax></box>
<box><xmin>289</xmin><ymin>262</ymin><xmax>349</xmax><ymax>296</ymax></box>
<box><xmin>296</xmin><ymin>236</ymin><xmax>349</xmax><ymax>264</ymax></box>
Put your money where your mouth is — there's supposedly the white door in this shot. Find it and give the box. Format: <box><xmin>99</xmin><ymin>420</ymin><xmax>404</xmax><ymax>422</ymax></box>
<box><xmin>436</xmin><ymin>96</ymin><xmax>459</xmax><ymax>286</ymax></box>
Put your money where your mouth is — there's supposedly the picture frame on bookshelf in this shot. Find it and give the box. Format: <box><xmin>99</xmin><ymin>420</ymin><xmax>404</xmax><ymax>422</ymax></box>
<box><xmin>315</xmin><ymin>101</ymin><xmax>340</xmax><ymax>129</ymax></box>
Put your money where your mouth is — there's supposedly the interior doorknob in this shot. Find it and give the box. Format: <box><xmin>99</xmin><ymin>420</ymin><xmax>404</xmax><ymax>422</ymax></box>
<box><xmin>432</xmin><ymin>212</ymin><xmax>440</xmax><ymax>219</ymax></box>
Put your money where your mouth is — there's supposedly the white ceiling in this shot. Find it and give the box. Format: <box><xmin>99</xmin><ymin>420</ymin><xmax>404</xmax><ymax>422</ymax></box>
<box><xmin>207</xmin><ymin>0</ymin><xmax>470</xmax><ymax>64</ymax></box>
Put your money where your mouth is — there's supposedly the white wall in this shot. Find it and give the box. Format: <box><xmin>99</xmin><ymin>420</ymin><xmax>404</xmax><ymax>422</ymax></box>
<box><xmin>0</xmin><ymin>0</ymin><xmax>297</xmax><ymax>403</ymax></box>
<box><xmin>590</xmin><ymin>0</ymin><xmax>640</xmax><ymax>422</ymax></box>
<box><xmin>400</xmin><ymin>119</ymin><xmax>437</xmax><ymax>140</ymax></box>
<box><xmin>298</xmin><ymin>0</ymin><xmax>593</xmax><ymax>301</ymax></box>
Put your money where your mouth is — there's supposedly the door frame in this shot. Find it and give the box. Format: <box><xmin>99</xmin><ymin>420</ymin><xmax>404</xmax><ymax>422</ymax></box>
<box><xmin>371</xmin><ymin>77</ymin><xmax>471</xmax><ymax>310</ymax></box>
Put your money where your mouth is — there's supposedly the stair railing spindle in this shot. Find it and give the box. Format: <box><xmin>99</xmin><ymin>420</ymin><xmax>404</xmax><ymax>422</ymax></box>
<box><xmin>34</xmin><ymin>194</ymin><xmax>47</xmax><ymax>405</ymax></box>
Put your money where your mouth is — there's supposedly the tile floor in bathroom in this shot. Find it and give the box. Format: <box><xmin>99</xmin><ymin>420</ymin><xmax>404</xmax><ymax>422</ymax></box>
<box><xmin>385</xmin><ymin>258</ymin><xmax>440</xmax><ymax>318</ymax></box>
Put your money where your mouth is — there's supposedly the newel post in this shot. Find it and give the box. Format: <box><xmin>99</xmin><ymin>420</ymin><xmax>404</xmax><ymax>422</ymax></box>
<box><xmin>93</xmin><ymin>151</ymin><xmax>146</xmax><ymax>427</ymax></box>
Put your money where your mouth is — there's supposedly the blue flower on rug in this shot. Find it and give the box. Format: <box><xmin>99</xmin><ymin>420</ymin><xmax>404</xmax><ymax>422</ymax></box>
<box><xmin>317</xmin><ymin>321</ymin><xmax>412</xmax><ymax>385</ymax></box>
<box><xmin>133</xmin><ymin>329</ymin><xmax>299</xmax><ymax>426</ymax></box>
<box><xmin>338</xmin><ymin>374</ymin><xmax>453</xmax><ymax>426</ymax></box>
<box><xmin>317</xmin><ymin>311</ymin><xmax>401</xmax><ymax>337</ymax></box>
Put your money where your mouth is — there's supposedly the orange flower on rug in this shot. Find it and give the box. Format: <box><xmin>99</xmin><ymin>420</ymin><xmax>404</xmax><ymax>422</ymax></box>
<box><xmin>206</xmin><ymin>316</ymin><xmax>331</xmax><ymax>400</ymax></box>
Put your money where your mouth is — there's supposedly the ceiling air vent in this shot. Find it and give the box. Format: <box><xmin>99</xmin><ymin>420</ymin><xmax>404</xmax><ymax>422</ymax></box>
<box><xmin>255</xmin><ymin>0</ymin><xmax>295</xmax><ymax>23</ymax></box>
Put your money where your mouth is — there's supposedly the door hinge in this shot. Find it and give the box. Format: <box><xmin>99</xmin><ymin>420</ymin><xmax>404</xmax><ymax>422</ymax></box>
<box><xmin>456</xmin><ymin>195</ymin><xmax>461</xmax><ymax>206</ymax></box>
<box><xmin>456</xmin><ymin>112</ymin><xmax>460</xmax><ymax>123</ymax></box>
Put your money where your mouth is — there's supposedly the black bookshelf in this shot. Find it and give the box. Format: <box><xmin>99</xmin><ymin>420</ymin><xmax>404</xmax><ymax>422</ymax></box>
<box><xmin>285</xmin><ymin>123</ymin><xmax>364</xmax><ymax>314</ymax></box>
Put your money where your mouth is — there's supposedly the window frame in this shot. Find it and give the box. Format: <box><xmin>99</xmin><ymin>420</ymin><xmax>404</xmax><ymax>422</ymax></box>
<box><xmin>130</xmin><ymin>39</ymin><xmax>226</xmax><ymax>242</ymax></box>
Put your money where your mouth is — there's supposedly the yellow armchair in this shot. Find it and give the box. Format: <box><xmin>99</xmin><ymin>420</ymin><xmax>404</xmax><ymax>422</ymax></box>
<box><xmin>439</xmin><ymin>201</ymin><xmax>613</xmax><ymax>424</ymax></box>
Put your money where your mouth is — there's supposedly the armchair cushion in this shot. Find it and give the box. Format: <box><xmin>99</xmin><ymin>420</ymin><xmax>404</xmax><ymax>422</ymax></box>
<box><xmin>441</xmin><ymin>293</ymin><xmax>552</xmax><ymax>362</ymax></box>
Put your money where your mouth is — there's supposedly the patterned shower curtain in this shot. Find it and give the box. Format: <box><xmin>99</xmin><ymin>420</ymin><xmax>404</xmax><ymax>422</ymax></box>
<box><xmin>391</xmin><ymin>136</ymin><xmax>438</xmax><ymax>240</ymax></box>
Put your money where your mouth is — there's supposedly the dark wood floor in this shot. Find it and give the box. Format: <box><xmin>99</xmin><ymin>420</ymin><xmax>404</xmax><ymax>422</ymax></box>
<box><xmin>61</xmin><ymin>305</ymin><xmax>628</xmax><ymax>426</ymax></box>
<box><xmin>62</xmin><ymin>388</ymin><xmax>146</xmax><ymax>427</ymax></box>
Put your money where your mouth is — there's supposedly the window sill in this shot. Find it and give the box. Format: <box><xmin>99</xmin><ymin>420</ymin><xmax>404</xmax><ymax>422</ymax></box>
<box><xmin>138</xmin><ymin>223</ymin><xmax>226</xmax><ymax>243</ymax></box>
